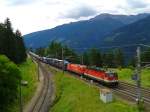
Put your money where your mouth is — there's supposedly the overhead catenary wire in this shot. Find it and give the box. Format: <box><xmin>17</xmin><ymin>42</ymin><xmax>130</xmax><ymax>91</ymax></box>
<box><xmin>71</xmin><ymin>44</ymin><xmax>150</xmax><ymax>50</ymax></box>
<box><xmin>139</xmin><ymin>44</ymin><xmax>150</xmax><ymax>48</ymax></box>
<box><xmin>71</xmin><ymin>44</ymin><xmax>139</xmax><ymax>50</ymax></box>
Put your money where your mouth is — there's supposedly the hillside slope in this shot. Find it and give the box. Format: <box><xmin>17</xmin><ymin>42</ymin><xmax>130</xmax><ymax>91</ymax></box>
<box><xmin>103</xmin><ymin>15</ymin><xmax>150</xmax><ymax>46</ymax></box>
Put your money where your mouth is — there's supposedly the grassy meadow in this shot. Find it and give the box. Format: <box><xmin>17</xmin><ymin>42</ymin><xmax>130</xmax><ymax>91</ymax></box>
<box><xmin>115</xmin><ymin>68</ymin><xmax>150</xmax><ymax>87</ymax></box>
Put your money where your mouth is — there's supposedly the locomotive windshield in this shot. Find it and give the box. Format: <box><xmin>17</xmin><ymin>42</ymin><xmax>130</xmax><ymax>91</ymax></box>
<box><xmin>88</xmin><ymin>66</ymin><xmax>104</xmax><ymax>71</ymax></box>
<box><xmin>106</xmin><ymin>72</ymin><xmax>118</xmax><ymax>77</ymax></box>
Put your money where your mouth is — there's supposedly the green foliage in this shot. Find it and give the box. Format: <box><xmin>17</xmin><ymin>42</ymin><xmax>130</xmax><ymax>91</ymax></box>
<box><xmin>88</xmin><ymin>48</ymin><xmax>102</xmax><ymax>67</ymax></box>
<box><xmin>14</xmin><ymin>30</ymin><xmax>27</xmax><ymax>63</ymax></box>
<box><xmin>0</xmin><ymin>18</ymin><xmax>27</xmax><ymax>64</ymax></box>
<box><xmin>0</xmin><ymin>55</ymin><xmax>21</xmax><ymax>112</ymax></box>
<box><xmin>102</xmin><ymin>51</ymin><xmax>114</xmax><ymax>67</ymax></box>
<box><xmin>137</xmin><ymin>100</ymin><xmax>145</xmax><ymax>112</ymax></box>
<box><xmin>141</xmin><ymin>48</ymin><xmax>150</xmax><ymax>63</ymax></box>
<box><xmin>114</xmin><ymin>49</ymin><xmax>124</xmax><ymax>67</ymax></box>
<box><xmin>128</xmin><ymin>57</ymin><xmax>136</xmax><ymax>67</ymax></box>
<box><xmin>81</xmin><ymin>48</ymin><xmax>124</xmax><ymax>68</ymax></box>
<box><xmin>35</xmin><ymin>47</ymin><xmax>46</xmax><ymax>56</ymax></box>
<box><xmin>82</xmin><ymin>52</ymin><xmax>89</xmax><ymax>65</ymax></box>
<box><xmin>46</xmin><ymin>41</ymin><xmax>62</xmax><ymax>58</ymax></box>
<box><xmin>63</xmin><ymin>45</ymin><xmax>79</xmax><ymax>63</ymax></box>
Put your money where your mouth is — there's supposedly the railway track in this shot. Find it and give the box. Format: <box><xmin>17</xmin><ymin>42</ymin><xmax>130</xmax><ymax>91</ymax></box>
<box><xmin>30</xmin><ymin>61</ymin><xmax>53</xmax><ymax>112</ymax></box>
<box><xmin>115</xmin><ymin>82</ymin><xmax>150</xmax><ymax>105</ymax></box>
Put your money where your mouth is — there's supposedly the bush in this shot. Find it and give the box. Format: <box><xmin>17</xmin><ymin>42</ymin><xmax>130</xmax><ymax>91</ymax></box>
<box><xmin>128</xmin><ymin>65</ymin><xmax>135</xmax><ymax>70</ymax></box>
<box><xmin>117</xmin><ymin>66</ymin><xmax>122</xmax><ymax>70</ymax></box>
<box><xmin>0</xmin><ymin>55</ymin><xmax>21</xmax><ymax>112</ymax></box>
<box><xmin>137</xmin><ymin>99</ymin><xmax>145</xmax><ymax>112</ymax></box>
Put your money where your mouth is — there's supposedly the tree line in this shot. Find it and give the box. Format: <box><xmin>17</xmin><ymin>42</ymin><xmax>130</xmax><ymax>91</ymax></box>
<box><xmin>35</xmin><ymin>41</ymin><xmax>125</xmax><ymax>68</ymax></box>
<box><xmin>35</xmin><ymin>41</ymin><xmax>79</xmax><ymax>63</ymax></box>
<box><xmin>82</xmin><ymin>48</ymin><xmax>124</xmax><ymax>68</ymax></box>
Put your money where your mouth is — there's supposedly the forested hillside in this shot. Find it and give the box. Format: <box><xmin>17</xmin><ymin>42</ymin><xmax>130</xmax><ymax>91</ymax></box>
<box><xmin>103</xmin><ymin>15</ymin><xmax>150</xmax><ymax>46</ymax></box>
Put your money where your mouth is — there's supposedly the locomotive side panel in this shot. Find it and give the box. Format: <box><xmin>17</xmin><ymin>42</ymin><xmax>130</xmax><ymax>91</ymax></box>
<box><xmin>67</xmin><ymin>64</ymin><xmax>86</xmax><ymax>75</ymax></box>
<box><xmin>84</xmin><ymin>69</ymin><xmax>106</xmax><ymax>82</ymax></box>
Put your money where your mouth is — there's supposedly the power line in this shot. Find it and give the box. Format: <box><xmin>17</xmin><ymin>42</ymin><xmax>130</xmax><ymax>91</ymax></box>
<box><xmin>139</xmin><ymin>44</ymin><xmax>150</xmax><ymax>48</ymax></box>
<box><xmin>71</xmin><ymin>44</ymin><xmax>139</xmax><ymax>50</ymax></box>
<box><xmin>71</xmin><ymin>44</ymin><xmax>150</xmax><ymax>50</ymax></box>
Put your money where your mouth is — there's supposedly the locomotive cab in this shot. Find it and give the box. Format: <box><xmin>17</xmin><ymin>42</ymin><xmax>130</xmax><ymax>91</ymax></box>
<box><xmin>105</xmin><ymin>71</ymin><xmax>118</xmax><ymax>86</ymax></box>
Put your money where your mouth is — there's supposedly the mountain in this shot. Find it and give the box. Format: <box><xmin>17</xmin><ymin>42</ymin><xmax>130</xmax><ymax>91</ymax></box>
<box><xmin>102</xmin><ymin>15</ymin><xmax>150</xmax><ymax>46</ymax></box>
<box><xmin>24</xmin><ymin>13</ymin><xmax>150</xmax><ymax>49</ymax></box>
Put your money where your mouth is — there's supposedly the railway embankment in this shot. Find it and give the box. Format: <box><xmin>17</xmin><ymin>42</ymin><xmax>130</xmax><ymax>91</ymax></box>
<box><xmin>9</xmin><ymin>58</ymin><xmax>38</xmax><ymax>112</ymax></box>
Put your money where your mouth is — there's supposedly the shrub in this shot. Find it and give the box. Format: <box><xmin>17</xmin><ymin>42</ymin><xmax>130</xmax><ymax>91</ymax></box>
<box><xmin>0</xmin><ymin>55</ymin><xmax>21</xmax><ymax>112</ymax></box>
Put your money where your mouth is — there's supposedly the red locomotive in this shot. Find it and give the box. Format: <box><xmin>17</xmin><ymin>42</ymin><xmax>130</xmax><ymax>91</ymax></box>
<box><xmin>67</xmin><ymin>63</ymin><xmax>118</xmax><ymax>86</ymax></box>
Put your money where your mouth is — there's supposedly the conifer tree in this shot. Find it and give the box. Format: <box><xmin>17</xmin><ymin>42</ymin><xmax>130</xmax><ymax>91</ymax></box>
<box><xmin>82</xmin><ymin>52</ymin><xmax>89</xmax><ymax>65</ymax></box>
<box><xmin>103</xmin><ymin>51</ymin><xmax>114</xmax><ymax>67</ymax></box>
<box><xmin>0</xmin><ymin>18</ymin><xmax>26</xmax><ymax>63</ymax></box>
<box><xmin>114</xmin><ymin>48</ymin><xmax>124</xmax><ymax>67</ymax></box>
<box><xmin>15</xmin><ymin>30</ymin><xmax>27</xmax><ymax>63</ymax></box>
<box><xmin>88</xmin><ymin>48</ymin><xmax>102</xmax><ymax>67</ymax></box>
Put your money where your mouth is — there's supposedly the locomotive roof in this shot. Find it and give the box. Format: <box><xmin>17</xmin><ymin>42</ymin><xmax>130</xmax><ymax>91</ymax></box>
<box><xmin>105</xmin><ymin>71</ymin><xmax>116</xmax><ymax>74</ymax></box>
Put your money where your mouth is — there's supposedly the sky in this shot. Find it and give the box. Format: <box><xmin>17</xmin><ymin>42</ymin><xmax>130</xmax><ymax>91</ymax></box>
<box><xmin>0</xmin><ymin>0</ymin><xmax>150</xmax><ymax>35</ymax></box>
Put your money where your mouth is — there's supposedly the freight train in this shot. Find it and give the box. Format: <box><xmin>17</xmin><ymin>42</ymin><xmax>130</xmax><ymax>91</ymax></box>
<box><xmin>29</xmin><ymin>52</ymin><xmax>118</xmax><ymax>86</ymax></box>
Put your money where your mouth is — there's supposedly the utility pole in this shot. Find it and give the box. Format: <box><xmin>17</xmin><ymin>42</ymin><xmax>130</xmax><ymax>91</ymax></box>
<box><xmin>19</xmin><ymin>79</ymin><xmax>23</xmax><ymax>112</ymax></box>
<box><xmin>62</xmin><ymin>48</ymin><xmax>64</xmax><ymax>74</ymax></box>
<box><xmin>136</xmin><ymin>46</ymin><xmax>142</xmax><ymax>104</ymax></box>
<box><xmin>80</xmin><ymin>55</ymin><xmax>83</xmax><ymax>65</ymax></box>
<box><xmin>37</xmin><ymin>62</ymin><xmax>40</xmax><ymax>81</ymax></box>
<box><xmin>81</xmin><ymin>55</ymin><xmax>84</xmax><ymax>65</ymax></box>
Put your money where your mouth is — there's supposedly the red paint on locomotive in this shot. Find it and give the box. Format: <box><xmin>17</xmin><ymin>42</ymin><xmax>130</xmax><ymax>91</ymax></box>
<box><xmin>67</xmin><ymin>64</ymin><xmax>86</xmax><ymax>74</ymax></box>
<box><xmin>84</xmin><ymin>69</ymin><xmax>106</xmax><ymax>81</ymax></box>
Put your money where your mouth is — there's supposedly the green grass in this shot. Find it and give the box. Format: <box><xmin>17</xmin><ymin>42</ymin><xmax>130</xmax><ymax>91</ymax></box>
<box><xmin>48</xmin><ymin>67</ymin><xmax>138</xmax><ymax>112</ymax></box>
<box><xmin>9</xmin><ymin>58</ymin><xmax>38</xmax><ymax>112</ymax></box>
<box><xmin>115</xmin><ymin>68</ymin><xmax>134</xmax><ymax>83</ymax></box>
<box><xmin>114</xmin><ymin>68</ymin><xmax>150</xmax><ymax>87</ymax></box>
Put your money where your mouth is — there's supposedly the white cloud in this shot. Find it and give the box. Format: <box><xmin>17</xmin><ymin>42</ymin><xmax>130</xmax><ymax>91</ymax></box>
<box><xmin>6</xmin><ymin>0</ymin><xmax>38</xmax><ymax>6</ymax></box>
<box><xmin>125</xmin><ymin>0</ymin><xmax>148</xmax><ymax>9</ymax></box>
<box><xmin>0</xmin><ymin>0</ymin><xmax>150</xmax><ymax>35</ymax></box>
<box><xmin>60</xmin><ymin>5</ymin><xmax>97</xmax><ymax>19</ymax></box>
